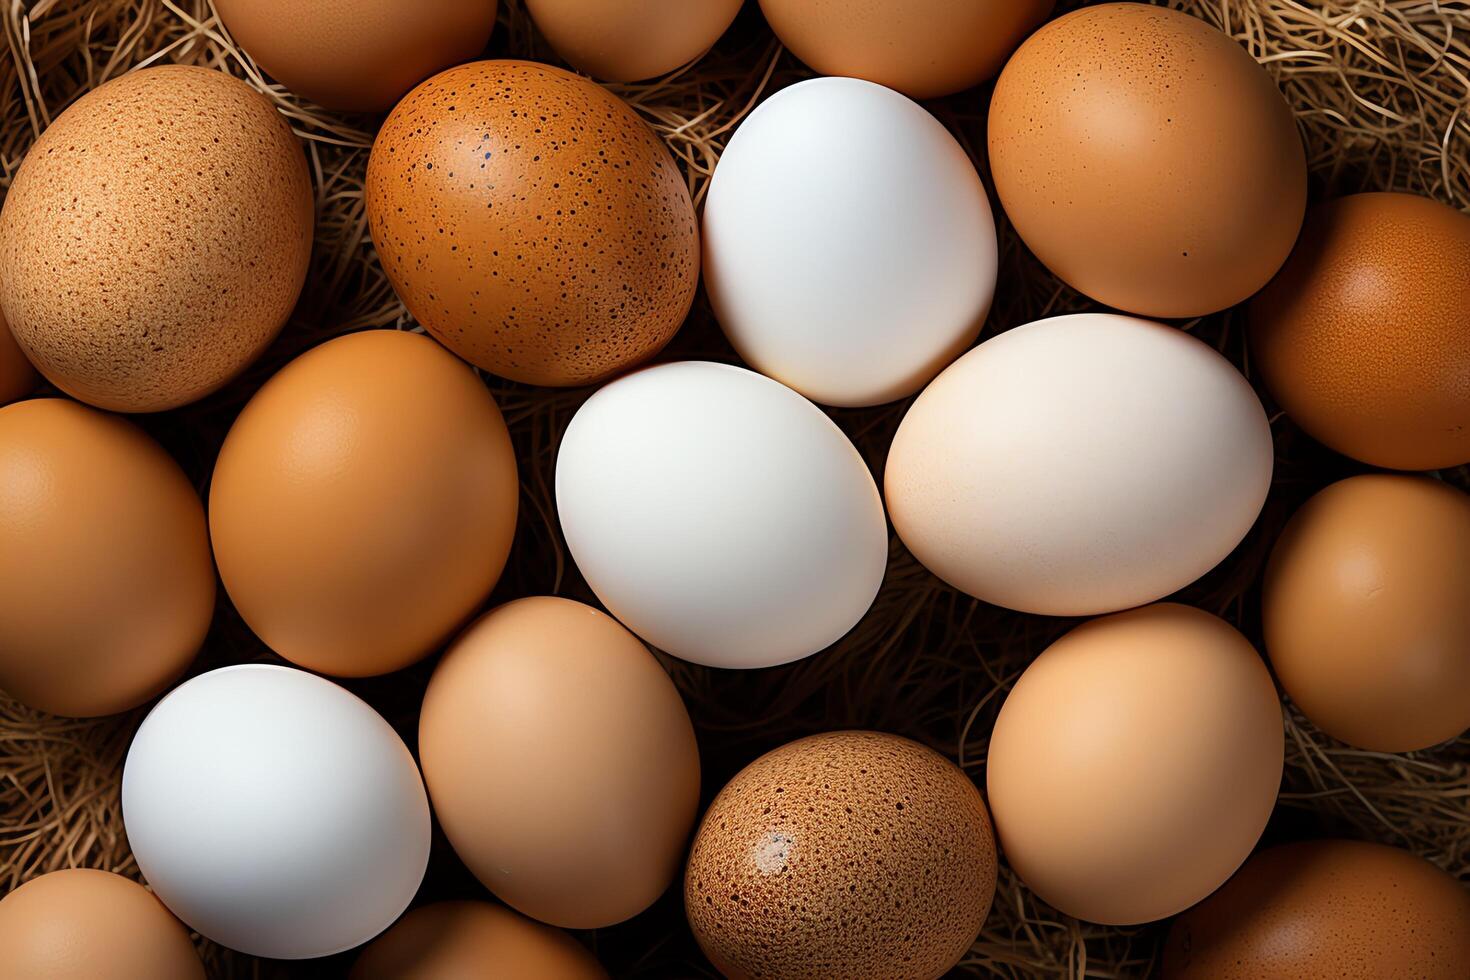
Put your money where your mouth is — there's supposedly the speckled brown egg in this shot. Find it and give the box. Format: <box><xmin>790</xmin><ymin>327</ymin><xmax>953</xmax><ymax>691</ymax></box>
<box><xmin>1163</xmin><ymin>839</ymin><xmax>1470</xmax><ymax>979</ymax></box>
<box><xmin>527</xmin><ymin>0</ymin><xmax>743</xmax><ymax>83</ymax></box>
<box><xmin>684</xmin><ymin>731</ymin><xmax>996</xmax><ymax>980</ymax></box>
<box><xmin>0</xmin><ymin>302</ymin><xmax>36</xmax><ymax>406</ymax></box>
<box><xmin>988</xmin><ymin>3</ymin><xmax>1306</xmax><ymax>317</ymax></box>
<box><xmin>365</xmin><ymin>60</ymin><xmax>699</xmax><ymax>386</ymax></box>
<box><xmin>0</xmin><ymin>66</ymin><xmax>312</xmax><ymax>413</ymax></box>
<box><xmin>1249</xmin><ymin>192</ymin><xmax>1470</xmax><ymax>470</ymax></box>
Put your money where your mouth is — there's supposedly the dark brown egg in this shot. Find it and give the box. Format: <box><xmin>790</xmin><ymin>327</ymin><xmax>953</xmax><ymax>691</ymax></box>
<box><xmin>1164</xmin><ymin>839</ymin><xmax>1470</xmax><ymax>979</ymax></box>
<box><xmin>684</xmin><ymin>731</ymin><xmax>996</xmax><ymax>980</ymax></box>
<box><xmin>365</xmin><ymin>61</ymin><xmax>699</xmax><ymax>386</ymax></box>
<box><xmin>0</xmin><ymin>302</ymin><xmax>36</xmax><ymax>406</ymax></box>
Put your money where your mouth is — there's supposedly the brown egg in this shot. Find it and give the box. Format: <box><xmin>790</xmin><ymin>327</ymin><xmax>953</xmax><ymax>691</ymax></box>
<box><xmin>1262</xmin><ymin>475</ymin><xmax>1470</xmax><ymax>752</ymax></box>
<box><xmin>987</xmin><ymin>603</ymin><xmax>1283</xmax><ymax>925</ymax></box>
<box><xmin>350</xmin><ymin>901</ymin><xmax>608</xmax><ymax>979</ymax></box>
<box><xmin>419</xmin><ymin>597</ymin><xmax>699</xmax><ymax>928</ymax></box>
<box><xmin>209</xmin><ymin>330</ymin><xmax>517</xmax><ymax>677</ymax></box>
<box><xmin>0</xmin><ymin>67</ymin><xmax>312</xmax><ymax>413</ymax></box>
<box><xmin>0</xmin><ymin>400</ymin><xmax>214</xmax><ymax>717</ymax></box>
<box><xmin>760</xmin><ymin>0</ymin><xmax>1053</xmax><ymax>99</ymax></box>
<box><xmin>214</xmin><ymin>0</ymin><xmax>498</xmax><ymax>112</ymax></box>
<box><xmin>685</xmin><ymin>731</ymin><xmax>996</xmax><ymax>980</ymax></box>
<box><xmin>1163</xmin><ymin>840</ymin><xmax>1470</xmax><ymax>979</ymax></box>
<box><xmin>988</xmin><ymin>4</ymin><xmax>1305</xmax><ymax>317</ymax></box>
<box><xmin>365</xmin><ymin>61</ymin><xmax>699</xmax><ymax>386</ymax></box>
<box><xmin>0</xmin><ymin>869</ymin><xmax>204</xmax><ymax>980</ymax></box>
<box><xmin>527</xmin><ymin>0</ymin><xmax>742</xmax><ymax>83</ymax></box>
<box><xmin>0</xmin><ymin>302</ymin><xmax>36</xmax><ymax>405</ymax></box>
<box><xmin>1249</xmin><ymin>192</ymin><xmax>1470</xmax><ymax>470</ymax></box>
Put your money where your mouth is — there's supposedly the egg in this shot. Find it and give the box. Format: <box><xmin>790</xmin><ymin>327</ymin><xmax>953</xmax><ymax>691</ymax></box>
<box><xmin>209</xmin><ymin>330</ymin><xmax>518</xmax><ymax>677</ymax></box>
<box><xmin>1163</xmin><ymin>840</ymin><xmax>1470</xmax><ymax>979</ymax></box>
<box><xmin>886</xmin><ymin>314</ymin><xmax>1271</xmax><ymax>616</ymax></box>
<box><xmin>760</xmin><ymin>0</ymin><xmax>1052</xmax><ymax>99</ymax></box>
<box><xmin>987</xmin><ymin>604</ymin><xmax>1283</xmax><ymax>925</ymax></box>
<box><xmin>685</xmin><ymin>731</ymin><xmax>996</xmax><ymax>980</ymax></box>
<box><xmin>0</xmin><ymin>869</ymin><xmax>203</xmax><ymax>980</ymax></box>
<box><xmin>988</xmin><ymin>3</ymin><xmax>1306</xmax><ymax>317</ymax></box>
<box><xmin>419</xmin><ymin>597</ymin><xmax>700</xmax><ymax>928</ymax></box>
<box><xmin>556</xmin><ymin>361</ymin><xmax>887</xmax><ymax>668</ymax></box>
<box><xmin>703</xmin><ymin>77</ymin><xmax>996</xmax><ymax>407</ymax></box>
<box><xmin>122</xmin><ymin>664</ymin><xmax>431</xmax><ymax>959</ymax></box>
<box><xmin>0</xmin><ymin>304</ymin><xmax>36</xmax><ymax>405</ymax></box>
<box><xmin>0</xmin><ymin>399</ymin><xmax>214</xmax><ymax>717</ymax></box>
<box><xmin>1262</xmin><ymin>475</ymin><xmax>1470</xmax><ymax>752</ymax></box>
<box><xmin>526</xmin><ymin>0</ymin><xmax>742</xmax><ymax>82</ymax></box>
<box><xmin>0</xmin><ymin>67</ymin><xmax>312</xmax><ymax>412</ymax></box>
<box><xmin>1249</xmin><ymin>192</ymin><xmax>1470</xmax><ymax>470</ymax></box>
<box><xmin>351</xmin><ymin>901</ymin><xmax>608</xmax><ymax>979</ymax></box>
<box><xmin>366</xmin><ymin>61</ymin><xmax>699</xmax><ymax>386</ymax></box>
<box><xmin>213</xmin><ymin>0</ymin><xmax>498</xmax><ymax>111</ymax></box>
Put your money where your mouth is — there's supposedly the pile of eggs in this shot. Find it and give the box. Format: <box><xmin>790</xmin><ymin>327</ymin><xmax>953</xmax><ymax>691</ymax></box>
<box><xmin>0</xmin><ymin>2</ymin><xmax>1467</xmax><ymax>978</ymax></box>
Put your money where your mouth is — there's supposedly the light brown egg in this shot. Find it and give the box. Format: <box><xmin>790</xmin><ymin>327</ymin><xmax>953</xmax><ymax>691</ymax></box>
<box><xmin>0</xmin><ymin>399</ymin><xmax>214</xmax><ymax>717</ymax></box>
<box><xmin>350</xmin><ymin>901</ymin><xmax>608</xmax><ymax>979</ymax></box>
<box><xmin>1249</xmin><ymin>192</ymin><xmax>1470</xmax><ymax>470</ymax></box>
<box><xmin>0</xmin><ymin>869</ymin><xmax>204</xmax><ymax>980</ymax></box>
<box><xmin>1163</xmin><ymin>840</ymin><xmax>1470</xmax><ymax>979</ymax></box>
<box><xmin>209</xmin><ymin>330</ymin><xmax>518</xmax><ymax>677</ymax></box>
<box><xmin>1262</xmin><ymin>475</ymin><xmax>1470</xmax><ymax>752</ymax></box>
<box><xmin>527</xmin><ymin>0</ymin><xmax>742</xmax><ymax>82</ymax></box>
<box><xmin>760</xmin><ymin>0</ymin><xmax>1053</xmax><ymax>99</ymax></box>
<box><xmin>214</xmin><ymin>0</ymin><xmax>498</xmax><ymax>112</ymax></box>
<box><xmin>0</xmin><ymin>67</ymin><xmax>312</xmax><ymax>413</ymax></box>
<box><xmin>0</xmin><ymin>303</ymin><xmax>36</xmax><ymax>405</ymax></box>
<box><xmin>365</xmin><ymin>61</ymin><xmax>699</xmax><ymax>386</ymax></box>
<box><xmin>987</xmin><ymin>603</ymin><xmax>1283</xmax><ymax>925</ymax></box>
<box><xmin>684</xmin><ymin>731</ymin><xmax>996</xmax><ymax>980</ymax></box>
<box><xmin>988</xmin><ymin>3</ymin><xmax>1305</xmax><ymax>317</ymax></box>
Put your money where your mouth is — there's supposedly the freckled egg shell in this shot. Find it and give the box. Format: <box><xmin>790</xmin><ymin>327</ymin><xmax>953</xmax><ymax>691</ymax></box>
<box><xmin>526</xmin><ymin>0</ymin><xmax>742</xmax><ymax>83</ymax></box>
<box><xmin>1249</xmin><ymin>192</ymin><xmax>1470</xmax><ymax>470</ymax></box>
<box><xmin>703</xmin><ymin>77</ymin><xmax>996</xmax><ymax>407</ymax></box>
<box><xmin>1163</xmin><ymin>840</ymin><xmax>1470</xmax><ymax>979</ymax></box>
<box><xmin>0</xmin><ymin>303</ymin><xmax>37</xmax><ymax>406</ymax></box>
<box><xmin>0</xmin><ymin>869</ymin><xmax>204</xmax><ymax>980</ymax></box>
<box><xmin>419</xmin><ymin>597</ymin><xmax>700</xmax><ymax>928</ymax></box>
<box><xmin>214</xmin><ymin>0</ymin><xmax>498</xmax><ymax>112</ymax></box>
<box><xmin>1262</xmin><ymin>475</ymin><xmax>1470</xmax><ymax>752</ymax></box>
<box><xmin>365</xmin><ymin>61</ymin><xmax>699</xmax><ymax>387</ymax></box>
<box><xmin>684</xmin><ymin>731</ymin><xmax>997</xmax><ymax>980</ymax></box>
<box><xmin>0</xmin><ymin>399</ymin><xmax>214</xmax><ymax>717</ymax></box>
<box><xmin>885</xmin><ymin>313</ymin><xmax>1272</xmax><ymax>617</ymax></box>
<box><xmin>0</xmin><ymin>66</ymin><xmax>312</xmax><ymax>413</ymax></box>
<box><xmin>350</xmin><ymin>901</ymin><xmax>608</xmax><ymax>979</ymax></box>
<box><xmin>760</xmin><ymin>0</ymin><xmax>1053</xmax><ymax>99</ymax></box>
<box><xmin>988</xmin><ymin>3</ymin><xmax>1306</xmax><ymax>317</ymax></box>
<box><xmin>987</xmin><ymin>603</ymin><xmax>1284</xmax><ymax>925</ymax></box>
<box><xmin>209</xmin><ymin>330</ymin><xmax>518</xmax><ymax>677</ymax></box>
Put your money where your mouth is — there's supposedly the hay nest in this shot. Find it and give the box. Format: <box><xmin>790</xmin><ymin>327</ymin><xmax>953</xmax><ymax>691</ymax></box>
<box><xmin>2</xmin><ymin>1</ymin><xmax>1467</xmax><ymax>977</ymax></box>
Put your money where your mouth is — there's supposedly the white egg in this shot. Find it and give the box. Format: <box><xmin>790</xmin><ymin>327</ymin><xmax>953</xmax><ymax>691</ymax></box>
<box><xmin>702</xmin><ymin>77</ymin><xmax>996</xmax><ymax>408</ymax></box>
<box><xmin>121</xmin><ymin>664</ymin><xmax>430</xmax><ymax>959</ymax></box>
<box><xmin>555</xmin><ymin>361</ymin><xmax>888</xmax><ymax>669</ymax></box>
<box><xmin>885</xmin><ymin>314</ymin><xmax>1273</xmax><ymax>616</ymax></box>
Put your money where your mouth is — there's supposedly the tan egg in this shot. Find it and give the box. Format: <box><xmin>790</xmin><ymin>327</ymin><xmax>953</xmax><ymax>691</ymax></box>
<box><xmin>987</xmin><ymin>603</ymin><xmax>1283</xmax><ymax>925</ymax></box>
<box><xmin>685</xmin><ymin>731</ymin><xmax>996</xmax><ymax>980</ymax></box>
<box><xmin>0</xmin><ymin>67</ymin><xmax>312</xmax><ymax>413</ymax></box>
<box><xmin>1163</xmin><ymin>840</ymin><xmax>1470</xmax><ymax>979</ymax></box>
<box><xmin>0</xmin><ymin>869</ymin><xmax>203</xmax><ymax>980</ymax></box>
<box><xmin>419</xmin><ymin>597</ymin><xmax>700</xmax><ymax>928</ymax></box>
<box><xmin>0</xmin><ymin>302</ymin><xmax>36</xmax><ymax>405</ymax></box>
<box><xmin>209</xmin><ymin>330</ymin><xmax>518</xmax><ymax>677</ymax></box>
<box><xmin>1262</xmin><ymin>475</ymin><xmax>1470</xmax><ymax>752</ymax></box>
<box><xmin>214</xmin><ymin>0</ymin><xmax>498</xmax><ymax>112</ymax></box>
<box><xmin>1249</xmin><ymin>192</ymin><xmax>1470</xmax><ymax>470</ymax></box>
<box><xmin>366</xmin><ymin>61</ymin><xmax>699</xmax><ymax>386</ymax></box>
<box><xmin>988</xmin><ymin>4</ymin><xmax>1305</xmax><ymax>317</ymax></box>
<box><xmin>350</xmin><ymin>901</ymin><xmax>608</xmax><ymax>979</ymax></box>
<box><xmin>527</xmin><ymin>0</ymin><xmax>742</xmax><ymax>82</ymax></box>
<box><xmin>0</xmin><ymin>399</ymin><xmax>214</xmax><ymax>717</ymax></box>
<box><xmin>760</xmin><ymin>0</ymin><xmax>1053</xmax><ymax>99</ymax></box>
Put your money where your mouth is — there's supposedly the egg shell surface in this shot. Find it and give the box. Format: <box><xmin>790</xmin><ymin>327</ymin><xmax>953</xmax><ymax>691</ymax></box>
<box><xmin>526</xmin><ymin>0</ymin><xmax>742</xmax><ymax>82</ymax></box>
<box><xmin>0</xmin><ymin>303</ymin><xmax>36</xmax><ymax>405</ymax></box>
